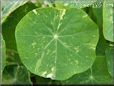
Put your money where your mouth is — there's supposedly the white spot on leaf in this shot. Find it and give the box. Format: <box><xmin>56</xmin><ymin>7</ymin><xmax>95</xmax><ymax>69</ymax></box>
<box><xmin>33</xmin><ymin>9</ymin><xmax>37</xmax><ymax>15</ymax></box>
<box><xmin>46</xmin><ymin>67</ymin><xmax>56</xmax><ymax>79</ymax></box>
<box><xmin>46</xmin><ymin>73</ymin><xmax>54</xmax><ymax>79</ymax></box>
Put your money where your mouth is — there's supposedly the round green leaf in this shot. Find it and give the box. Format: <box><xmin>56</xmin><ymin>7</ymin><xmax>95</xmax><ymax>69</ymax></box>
<box><xmin>15</xmin><ymin>8</ymin><xmax>99</xmax><ymax>80</ymax></box>
<box><xmin>103</xmin><ymin>1</ymin><xmax>114</xmax><ymax>42</ymax></box>
<box><xmin>105</xmin><ymin>45</ymin><xmax>114</xmax><ymax>77</ymax></box>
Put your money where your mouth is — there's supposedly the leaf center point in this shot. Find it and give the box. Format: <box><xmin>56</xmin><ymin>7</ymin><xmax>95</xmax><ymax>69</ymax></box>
<box><xmin>54</xmin><ymin>34</ymin><xmax>58</xmax><ymax>39</ymax></box>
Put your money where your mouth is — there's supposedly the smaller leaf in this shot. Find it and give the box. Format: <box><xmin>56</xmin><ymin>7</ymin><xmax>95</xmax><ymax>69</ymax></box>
<box><xmin>0</xmin><ymin>35</ymin><xmax>6</xmax><ymax>84</ymax></box>
<box><xmin>103</xmin><ymin>1</ymin><xmax>114</xmax><ymax>42</ymax></box>
<box><xmin>0</xmin><ymin>35</ymin><xmax>6</xmax><ymax>71</ymax></box>
<box><xmin>2</xmin><ymin>65</ymin><xmax>32</xmax><ymax>85</ymax></box>
<box><xmin>105</xmin><ymin>44</ymin><xmax>114</xmax><ymax>77</ymax></box>
<box><xmin>62</xmin><ymin>56</ymin><xmax>113</xmax><ymax>84</ymax></box>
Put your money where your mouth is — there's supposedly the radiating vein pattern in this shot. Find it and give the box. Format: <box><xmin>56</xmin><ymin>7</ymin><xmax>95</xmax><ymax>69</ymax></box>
<box><xmin>15</xmin><ymin>8</ymin><xmax>99</xmax><ymax>80</ymax></box>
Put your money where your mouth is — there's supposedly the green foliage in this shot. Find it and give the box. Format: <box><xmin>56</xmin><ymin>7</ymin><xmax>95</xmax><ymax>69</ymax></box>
<box><xmin>55</xmin><ymin>0</ymin><xmax>97</xmax><ymax>8</ymax></box>
<box><xmin>2</xmin><ymin>65</ymin><xmax>32</xmax><ymax>85</ymax></box>
<box><xmin>62</xmin><ymin>56</ymin><xmax>113</xmax><ymax>84</ymax></box>
<box><xmin>105</xmin><ymin>45</ymin><xmax>114</xmax><ymax>77</ymax></box>
<box><xmin>0</xmin><ymin>35</ymin><xmax>6</xmax><ymax>84</ymax></box>
<box><xmin>2</xmin><ymin>0</ymin><xmax>29</xmax><ymax>23</ymax></box>
<box><xmin>1</xmin><ymin>0</ymin><xmax>114</xmax><ymax>85</ymax></box>
<box><xmin>103</xmin><ymin>0</ymin><xmax>114</xmax><ymax>42</ymax></box>
<box><xmin>0</xmin><ymin>35</ymin><xmax>6</xmax><ymax>71</ymax></box>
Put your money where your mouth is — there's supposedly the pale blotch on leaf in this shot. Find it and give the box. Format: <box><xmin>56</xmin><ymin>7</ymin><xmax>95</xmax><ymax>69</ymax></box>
<box><xmin>86</xmin><ymin>43</ymin><xmax>96</xmax><ymax>50</ymax></box>
<box><xmin>42</xmin><ymin>36</ymin><xmax>46</xmax><ymax>39</ymax></box>
<box><xmin>109</xmin><ymin>16</ymin><xmax>113</xmax><ymax>23</ymax></box>
<box><xmin>60</xmin><ymin>9</ymin><xmax>66</xmax><ymax>20</ymax></box>
<box><xmin>109</xmin><ymin>44</ymin><xmax>114</xmax><ymax>47</ymax></box>
<box><xmin>35</xmin><ymin>53</ymin><xmax>38</xmax><ymax>56</ymax></box>
<box><xmin>64</xmin><ymin>3</ymin><xmax>69</xmax><ymax>6</ymax></box>
<box><xmin>46</xmin><ymin>49</ymin><xmax>51</xmax><ymax>55</ymax></box>
<box><xmin>35</xmin><ymin>32</ymin><xmax>39</xmax><ymax>35</ymax></box>
<box><xmin>75</xmin><ymin>60</ymin><xmax>79</xmax><ymax>65</ymax></box>
<box><xmin>82</xmin><ymin>14</ymin><xmax>88</xmax><ymax>18</ymax></box>
<box><xmin>89</xmin><ymin>75</ymin><xmax>94</xmax><ymax>80</ymax></box>
<box><xmin>109</xmin><ymin>4</ymin><xmax>113</xmax><ymax>7</ymax></box>
<box><xmin>32</xmin><ymin>42</ymin><xmax>37</xmax><ymax>48</ymax></box>
<box><xmin>91</xmin><ymin>45</ymin><xmax>96</xmax><ymax>50</ymax></box>
<box><xmin>32</xmin><ymin>9</ymin><xmax>37</xmax><ymax>15</ymax></box>
<box><xmin>92</xmin><ymin>35</ymin><xmax>96</xmax><ymax>38</ymax></box>
<box><xmin>41</xmin><ymin>71</ymin><xmax>47</xmax><ymax>76</ymax></box>
<box><xmin>57</xmin><ymin>22</ymin><xmax>62</xmax><ymax>30</ymax></box>
<box><xmin>74</xmin><ymin>46</ymin><xmax>80</xmax><ymax>53</ymax></box>
<box><xmin>46</xmin><ymin>73</ymin><xmax>55</xmax><ymax>79</ymax></box>
<box><xmin>46</xmin><ymin>67</ymin><xmax>56</xmax><ymax>79</ymax></box>
<box><xmin>51</xmin><ymin>67</ymin><xmax>55</xmax><ymax>72</ymax></box>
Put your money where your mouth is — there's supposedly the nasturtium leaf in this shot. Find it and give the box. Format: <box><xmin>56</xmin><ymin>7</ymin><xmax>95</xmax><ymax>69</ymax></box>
<box><xmin>103</xmin><ymin>1</ymin><xmax>114</xmax><ymax>42</ymax></box>
<box><xmin>2</xmin><ymin>65</ymin><xmax>32</xmax><ymax>85</ymax></box>
<box><xmin>105</xmin><ymin>45</ymin><xmax>114</xmax><ymax>77</ymax></box>
<box><xmin>15</xmin><ymin>8</ymin><xmax>99</xmax><ymax>80</ymax></box>
<box><xmin>55</xmin><ymin>0</ymin><xmax>97</xmax><ymax>8</ymax></box>
<box><xmin>2</xmin><ymin>0</ymin><xmax>29</xmax><ymax>23</ymax></box>
<box><xmin>62</xmin><ymin>56</ymin><xmax>113</xmax><ymax>84</ymax></box>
